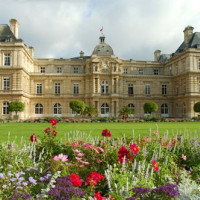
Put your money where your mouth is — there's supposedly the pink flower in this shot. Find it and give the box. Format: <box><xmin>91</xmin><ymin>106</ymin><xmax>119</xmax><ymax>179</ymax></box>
<box><xmin>152</xmin><ymin>159</ymin><xmax>159</xmax><ymax>171</ymax></box>
<box><xmin>72</xmin><ymin>142</ymin><xmax>79</xmax><ymax>147</ymax></box>
<box><xmin>96</xmin><ymin>147</ymin><xmax>104</xmax><ymax>153</ymax></box>
<box><xmin>118</xmin><ymin>146</ymin><xmax>132</xmax><ymax>163</ymax></box>
<box><xmin>53</xmin><ymin>154</ymin><xmax>68</xmax><ymax>162</ymax></box>
<box><xmin>82</xmin><ymin>143</ymin><xmax>93</xmax><ymax>149</ymax></box>
<box><xmin>154</xmin><ymin>131</ymin><xmax>158</xmax><ymax>135</ymax></box>
<box><xmin>75</xmin><ymin>157</ymin><xmax>82</xmax><ymax>161</ymax></box>
<box><xmin>80</xmin><ymin>161</ymin><xmax>89</xmax><ymax>165</ymax></box>
<box><xmin>77</xmin><ymin>153</ymin><xmax>84</xmax><ymax>157</ymax></box>
<box><xmin>102</xmin><ymin>129</ymin><xmax>111</xmax><ymax>137</ymax></box>
<box><xmin>130</xmin><ymin>144</ymin><xmax>139</xmax><ymax>156</ymax></box>
<box><xmin>30</xmin><ymin>134</ymin><xmax>37</xmax><ymax>142</ymax></box>
<box><xmin>49</xmin><ymin>118</ymin><xmax>57</xmax><ymax>126</ymax></box>
<box><xmin>53</xmin><ymin>156</ymin><xmax>60</xmax><ymax>161</ymax></box>
<box><xmin>144</xmin><ymin>137</ymin><xmax>149</xmax><ymax>142</ymax></box>
<box><xmin>182</xmin><ymin>154</ymin><xmax>187</xmax><ymax>161</ymax></box>
<box><xmin>93</xmin><ymin>148</ymin><xmax>99</xmax><ymax>154</ymax></box>
<box><xmin>73</xmin><ymin>149</ymin><xmax>81</xmax><ymax>153</ymax></box>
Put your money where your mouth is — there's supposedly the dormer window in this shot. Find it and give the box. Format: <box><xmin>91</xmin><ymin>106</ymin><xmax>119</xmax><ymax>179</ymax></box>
<box><xmin>139</xmin><ymin>69</ymin><xmax>144</xmax><ymax>75</ymax></box>
<box><xmin>154</xmin><ymin>69</ymin><xmax>159</xmax><ymax>75</ymax></box>
<box><xmin>57</xmin><ymin>67</ymin><xmax>62</xmax><ymax>73</ymax></box>
<box><xmin>74</xmin><ymin>67</ymin><xmax>79</xmax><ymax>74</ymax></box>
<box><xmin>40</xmin><ymin>67</ymin><xmax>45</xmax><ymax>73</ymax></box>
<box><xmin>4</xmin><ymin>53</ymin><xmax>10</xmax><ymax>66</ymax></box>
<box><xmin>124</xmin><ymin>69</ymin><xmax>128</xmax><ymax>74</ymax></box>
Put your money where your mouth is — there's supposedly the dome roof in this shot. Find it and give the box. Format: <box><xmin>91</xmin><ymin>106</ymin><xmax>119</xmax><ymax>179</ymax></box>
<box><xmin>92</xmin><ymin>35</ymin><xmax>114</xmax><ymax>56</ymax></box>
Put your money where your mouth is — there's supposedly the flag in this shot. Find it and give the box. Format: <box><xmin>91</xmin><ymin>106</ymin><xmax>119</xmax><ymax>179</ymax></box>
<box><xmin>100</xmin><ymin>26</ymin><xmax>103</xmax><ymax>32</ymax></box>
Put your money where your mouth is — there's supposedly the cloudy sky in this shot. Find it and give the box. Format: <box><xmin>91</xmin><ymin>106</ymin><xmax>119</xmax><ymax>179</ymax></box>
<box><xmin>1</xmin><ymin>0</ymin><xmax>200</xmax><ymax>60</ymax></box>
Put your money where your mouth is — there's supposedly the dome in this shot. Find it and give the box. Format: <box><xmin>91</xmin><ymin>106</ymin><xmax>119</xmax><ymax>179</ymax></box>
<box><xmin>92</xmin><ymin>35</ymin><xmax>114</xmax><ymax>56</ymax></box>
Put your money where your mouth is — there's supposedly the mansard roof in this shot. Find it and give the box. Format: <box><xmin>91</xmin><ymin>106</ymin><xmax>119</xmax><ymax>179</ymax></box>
<box><xmin>0</xmin><ymin>24</ymin><xmax>22</xmax><ymax>42</ymax></box>
<box><xmin>175</xmin><ymin>32</ymin><xmax>200</xmax><ymax>54</ymax></box>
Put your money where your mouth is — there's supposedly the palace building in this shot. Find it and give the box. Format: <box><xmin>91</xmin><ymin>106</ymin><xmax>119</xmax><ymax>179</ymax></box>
<box><xmin>1</xmin><ymin>19</ymin><xmax>200</xmax><ymax>119</ymax></box>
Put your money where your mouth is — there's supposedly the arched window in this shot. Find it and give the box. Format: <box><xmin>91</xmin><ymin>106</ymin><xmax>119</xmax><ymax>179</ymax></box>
<box><xmin>54</xmin><ymin>103</ymin><xmax>61</xmax><ymax>114</ymax></box>
<box><xmin>101</xmin><ymin>81</ymin><xmax>108</xmax><ymax>94</ymax></box>
<box><xmin>3</xmin><ymin>102</ymin><xmax>9</xmax><ymax>114</ymax></box>
<box><xmin>161</xmin><ymin>104</ymin><xmax>168</xmax><ymax>114</ymax></box>
<box><xmin>101</xmin><ymin>103</ymin><xmax>109</xmax><ymax>114</ymax></box>
<box><xmin>183</xmin><ymin>103</ymin><xmax>186</xmax><ymax>116</ymax></box>
<box><xmin>35</xmin><ymin>103</ymin><xmax>43</xmax><ymax>114</ymax></box>
<box><xmin>128</xmin><ymin>103</ymin><xmax>135</xmax><ymax>112</ymax></box>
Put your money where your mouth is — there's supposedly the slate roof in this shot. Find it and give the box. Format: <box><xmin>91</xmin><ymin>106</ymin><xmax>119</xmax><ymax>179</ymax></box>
<box><xmin>158</xmin><ymin>54</ymin><xmax>171</xmax><ymax>63</ymax></box>
<box><xmin>175</xmin><ymin>32</ymin><xmax>200</xmax><ymax>54</ymax></box>
<box><xmin>0</xmin><ymin>24</ymin><xmax>22</xmax><ymax>42</ymax></box>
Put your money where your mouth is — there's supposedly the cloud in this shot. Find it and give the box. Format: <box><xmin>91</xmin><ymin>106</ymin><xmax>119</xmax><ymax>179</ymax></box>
<box><xmin>0</xmin><ymin>0</ymin><xmax>200</xmax><ymax>60</ymax></box>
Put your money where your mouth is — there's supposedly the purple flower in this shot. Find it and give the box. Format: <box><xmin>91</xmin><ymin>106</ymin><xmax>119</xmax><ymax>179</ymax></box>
<box><xmin>132</xmin><ymin>187</ymin><xmax>151</xmax><ymax>196</ymax></box>
<box><xmin>2</xmin><ymin>185</ymin><xmax>7</xmax><ymax>189</ymax></box>
<box><xmin>8</xmin><ymin>171</ymin><xmax>13</xmax><ymax>177</ymax></box>
<box><xmin>126</xmin><ymin>198</ymin><xmax>135</xmax><ymax>200</ymax></box>
<box><xmin>18</xmin><ymin>177</ymin><xmax>25</xmax><ymax>182</ymax></box>
<box><xmin>23</xmin><ymin>182</ymin><xmax>28</xmax><ymax>186</ymax></box>
<box><xmin>0</xmin><ymin>173</ymin><xmax>4</xmax><ymax>179</ymax></box>
<box><xmin>39</xmin><ymin>177</ymin><xmax>45</xmax><ymax>181</ymax></box>
<box><xmin>153</xmin><ymin>183</ymin><xmax>180</xmax><ymax>197</ymax></box>
<box><xmin>10</xmin><ymin>178</ymin><xmax>17</xmax><ymax>182</ymax></box>
<box><xmin>28</xmin><ymin>177</ymin><xmax>37</xmax><ymax>184</ymax></box>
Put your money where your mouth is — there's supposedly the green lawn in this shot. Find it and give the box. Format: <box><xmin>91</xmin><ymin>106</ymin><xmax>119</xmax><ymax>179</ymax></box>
<box><xmin>0</xmin><ymin>122</ymin><xmax>200</xmax><ymax>144</ymax></box>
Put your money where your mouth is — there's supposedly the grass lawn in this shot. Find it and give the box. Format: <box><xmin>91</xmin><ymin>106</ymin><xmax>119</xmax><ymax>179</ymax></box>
<box><xmin>0</xmin><ymin>121</ymin><xmax>200</xmax><ymax>144</ymax></box>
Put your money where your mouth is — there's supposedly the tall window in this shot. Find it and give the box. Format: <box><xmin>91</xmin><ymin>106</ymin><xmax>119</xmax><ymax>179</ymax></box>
<box><xmin>57</xmin><ymin>67</ymin><xmax>62</xmax><ymax>73</ymax></box>
<box><xmin>139</xmin><ymin>69</ymin><xmax>144</xmax><ymax>75</ymax></box>
<box><xmin>183</xmin><ymin>103</ymin><xmax>186</xmax><ymax>116</ymax></box>
<box><xmin>35</xmin><ymin>103</ymin><xmax>43</xmax><ymax>114</ymax></box>
<box><xmin>95</xmin><ymin>78</ymin><xmax>98</xmax><ymax>93</ymax></box>
<box><xmin>199</xmin><ymin>81</ymin><xmax>200</xmax><ymax>93</ymax></box>
<box><xmin>3</xmin><ymin>77</ymin><xmax>10</xmax><ymax>90</ymax></box>
<box><xmin>145</xmin><ymin>84</ymin><xmax>150</xmax><ymax>95</ymax></box>
<box><xmin>36</xmin><ymin>83</ymin><xmax>42</xmax><ymax>94</ymax></box>
<box><xmin>154</xmin><ymin>69</ymin><xmax>159</xmax><ymax>75</ymax></box>
<box><xmin>74</xmin><ymin>67</ymin><xmax>79</xmax><ymax>74</ymax></box>
<box><xmin>4</xmin><ymin>53</ymin><xmax>10</xmax><ymax>66</ymax></box>
<box><xmin>162</xmin><ymin>84</ymin><xmax>167</xmax><ymax>95</ymax></box>
<box><xmin>3</xmin><ymin>102</ymin><xmax>9</xmax><ymax>114</ymax></box>
<box><xmin>176</xmin><ymin>104</ymin><xmax>179</xmax><ymax>117</ymax></box>
<box><xmin>73</xmin><ymin>83</ymin><xmax>79</xmax><ymax>95</ymax></box>
<box><xmin>101</xmin><ymin>81</ymin><xmax>108</xmax><ymax>94</ymax></box>
<box><xmin>128</xmin><ymin>103</ymin><xmax>135</xmax><ymax>112</ymax></box>
<box><xmin>54</xmin><ymin>103</ymin><xmax>61</xmax><ymax>114</ymax></box>
<box><xmin>124</xmin><ymin>69</ymin><xmax>128</xmax><ymax>74</ymax></box>
<box><xmin>55</xmin><ymin>83</ymin><xmax>60</xmax><ymax>95</ymax></box>
<box><xmin>161</xmin><ymin>104</ymin><xmax>168</xmax><ymax>114</ymax></box>
<box><xmin>128</xmin><ymin>83</ymin><xmax>133</xmax><ymax>95</ymax></box>
<box><xmin>40</xmin><ymin>67</ymin><xmax>45</xmax><ymax>73</ymax></box>
<box><xmin>101</xmin><ymin>103</ymin><xmax>109</xmax><ymax>114</ymax></box>
<box><xmin>113</xmin><ymin>78</ymin><xmax>117</xmax><ymax>93</ymax></box>
<box><xmin>183</xmin><ymin>82</ymin><xmax>186</xmax><ymax>95</ymax></box>
<box><xmin>176</xmin><ymin>86</ymin><xmax>179</xmax><ymax>95</ymax></box>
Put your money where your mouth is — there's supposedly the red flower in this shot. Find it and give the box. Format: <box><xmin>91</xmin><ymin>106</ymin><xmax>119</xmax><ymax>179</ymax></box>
<box><xmin>51</xmin><ymin>130</ymin><xmax>57</xmax><ymax>137</ymax></box>
<box><xmin>102</xmin><ymin>129</ymin><xmax>111</xmax><ymax>137</ymax></box>
<box><xmin>86</xmin><ymin>172</ymin><xmax>104</xmax><ymax>187</ymax></box>
<box><xmin>94</xmin><ymin>192</ymin><xmax>103</xmax><ymax>200</ymax></box>
<box><xmin>70</xmin><ymin>173</ymin><xmax>82</xmax><ymax>187</ymax></box>
<box><xmin>130</xmin><ymin>143</ymin><xmax>139</xmax><ymax>156</ymax></box>
<box><xmin>118</xmin><ymin>146</ymin><xmax>132</xmax><ymax>163</ymax></box>
<box><xmin>152</xmin><ymin>160</ymin><xmax>159</xmax><ymax>171</ymax></box>
<box><xmin>30</xmin><ymin>134</ymin><xmax>37</xmax><ymax>142</ymax></box>
<box><xmin>50</xmin><ymin>118</ymin><xmax>57</xmax><ymax>126</ymax></box>
<box><xmin>44</xmin><ymin>127</ymin><xmax>51</xmax><ymax>134</ymax></box>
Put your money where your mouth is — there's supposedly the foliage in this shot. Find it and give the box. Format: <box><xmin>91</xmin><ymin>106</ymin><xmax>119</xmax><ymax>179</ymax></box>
<box><xmin>193</xmin><ymin>101</ymin><xmax>200</xmax><ymax>114</ymax></box>
<box><xmin>118</xmin><ymin>106</ymin><xmax>134</xmax><ymax>119</ymax></box>
<box><xmin>143</xmin><ymin>101</ymin><xmax>158</xmax><ymax>114</ymax></box>
<box><xmin>69</xmin><ymin>100</ymin><xmax>86</xmax><ymax>114</ymax></box>
<box><xmin>8</xmin><ymin>101</ymin><xmax>25</xmax><ymax>117</ymax></box>
<box><xmin>83</xmin><ymin>104</ymin><xmax>98</xmax><ymax>117</ymax></box>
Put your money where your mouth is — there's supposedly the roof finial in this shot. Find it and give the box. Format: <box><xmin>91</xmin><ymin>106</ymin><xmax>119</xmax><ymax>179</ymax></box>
<box><xmin>100</xmin><ymin>26</ymin><xmax>103</xmax><ymax>35</ymax></box>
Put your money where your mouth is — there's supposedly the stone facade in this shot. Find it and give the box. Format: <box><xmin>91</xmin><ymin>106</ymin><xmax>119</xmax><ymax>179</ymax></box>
<box><xmin>1</xmin><ymin>19</ymin><xmax>200</xmax><ymax>119</ymax></box>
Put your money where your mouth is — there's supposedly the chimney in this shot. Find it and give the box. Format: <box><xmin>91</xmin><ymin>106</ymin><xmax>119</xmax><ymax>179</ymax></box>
<box><xmin>29</xmin><ymin>46</ymin><xmax>34</xmax><ymax>57</ymax></box>
<box><xmin>9</xmin><ymin>19</ymin><xmax>20</xmax><ymax>39</ymax></box>
<box><xmin>154</xmin><ymin>50</ymin><xmax>161</xmax><ymax>61</ymax></box>
<box><xmin>183</xmin><ymin>26</ymin><xmax>194</xmax><ymax>45</ymax></box>
<box><xmin>80</xmin><ymin>51</ymin><xmax>84</xmax><ymax>58</ymax></box>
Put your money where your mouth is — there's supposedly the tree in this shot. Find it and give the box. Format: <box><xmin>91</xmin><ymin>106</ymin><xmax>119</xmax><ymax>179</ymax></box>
<box><xmin>118</xmin><ymin>106</ymin><xmax>134</xmax><ymax>119</ymax></box>
<box><xmin>193</xmin><ymin>102</ymin><xmax>200</xmax><ymax>115</ymax></box>
<box><xmin>69</xmin><ymin>100</ymin><xmax>86</xmax><ymax>115</ymax></box>
<box><xmin>143</xmin><ymin>101</ymin><xmax>158</xmax><ymax>114</ymax></box>
<box><xmin>8</xmin><ymin>101</ymin><xmax>25</xmax><ymax>119</ymax></box>
<box><xmin>83</xmin><ymin>104</ymin><xmax>98</xmax><ymax>117</ymax></box>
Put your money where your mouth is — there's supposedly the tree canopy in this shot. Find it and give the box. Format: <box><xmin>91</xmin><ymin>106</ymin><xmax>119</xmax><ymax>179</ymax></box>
<box><xmin>118</xmin><ymin>106</ymin><xmax>134</xmax><ymax>117</ymax></box>
<box><xmin>143</xmin><ymin>101</ymin><xmax>158</xmax><ymax>114</ymax></box>
<box><xmin>8</xmin><ymin>101</ymin><xmax>25</xmax><ymax>116</ymax></box>
<box><xmin>69</xmin><ymin>100</ymin><xmax>86</xmax><ymax>114</ymax></box>
<box><xmin>83</xmin><ymin>104</ymin><xmax>98</xmax><ymax>117</ymax></box>
<box><xmin>193</xmin><ymin>102</ymin><xmax>200</xmax><ymax>113</ymax></box>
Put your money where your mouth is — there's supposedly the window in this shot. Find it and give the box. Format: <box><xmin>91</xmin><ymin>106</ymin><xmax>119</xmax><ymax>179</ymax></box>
<box><xmin>73</xmin><ymin>84</ymin><xmax>79</xmax><ymax>95</ymax></box>
<box><xmin>74</xmin><ymin>67</ymin><xmax>79</xmax><ymax>74</ymax></box>
<box><xmin>4</xmin><ymin>53</ymin><xmax>10</xmax><ymax>66</ymax></box>
<box><xmin>198</xmin><ymin>59</ymin><xmax>200</xmax><ymax>70</ymax></box>
<box><xmin>183</xmin><ymin>103</ymin><xmax>186</xmax><ymax>116</ymax></box>
<box><xmin>199</xmin><ymin>81</ymin><xmax>200</xmax><ymax>93</ymax></box>
<box><xmin>113</xmin><ymin>78</ymin><xmax>117</xmax><ymax>93</ymax></box>
<box><xmin>55</xmin><ymin>83</ymin><xmax>60</xmax><ymax>95</ymax></box>
<box><xmin>3</xmin><ymin>102</ymin><xmax>9</xmax><ymax>114</ymax></box>
<box><xmin>35</xmin><ymin>103</ymin><xmax>43</xmax><ymax>114</ymax></box>
<box><xmin>128</xmin><ymin>103</ymin><xmax>135</xmax><ymax>112</ymax></box>
<box><xmin>154</xmin><ymin>69</ymin><xmax>159</xmax><ymax>75</ymax></box>
<box><xmin>176</xmin><ymin>104</ymin><xmax>179</xmax><ymax>117</ymax></box>
<box><xmin>145</xmin><ymin>84</ymin><xmax>150</xmax><ymax>95</ymax></box>
<box><xmin>124</xmin><ymin>68</ymin><xmax>128</xmax><ymax>74</ymax></box>
<box><xmin>128</xmin><ymin>83</ymin><xmax>133</xmax><ymax>95</ymax></box>
<box><xmin>101</xmin><ymin>103</ymin><xmax>109</xmax><ymax>114</ymax></box>
<box><xmin>176</xmin><ymin>86</ymin><xmax>179</xmax><ymax>95</ymax></box>
<box><xmin>161</xmin><ymin>104</ymin><xmax>168</xmax><ymax>114</ymax></box>
<box><xmin>114</xmin><ymin>65</ymin><xmax>117</xmax><ymax>72</ymax></box>
<box><xmin>57</xmin><ymin>67</ymin><xmax>62</xmax><ymax>73</ymax></box>
<box><xmin>3</xmin><ymin>77</ymin><xmax>10</xmax><ymax>90</ymax></box>
<box><xmin>54</xmin><ymin>103</ymin><xmax>61</xmax><ymax>114</ymax></box>
<box><xmin>162</xmin><ymin>84</ymin><xmax>167</xmax><ymax>95</ymax></box>
<box><xmin>95</xmin><ymin>66</ymin><xmax>98</xmax><ymax>72</ymax></box>
<box><xmin>139</xmin><ymin>69</ymin><xmax>144</xmax><ymax>75</ymax></box>
<box><xmin>183</xmin><ymin>82</ymin><xmax>186</xmax><ymax>95</ymax></box>
<box><xmin>36</xmin><ymin>83</ymin><xmax>42</xmax><ymax>94</ymax></box>
<box><xmin>95</xmin><ymin>78</ymin><xmax>98</xmax><ymax>93</ymax></box>
<box><xmin>101</xmin><ymin>81</ymin><xmax>108</xmax><ymax>94</ymax></box>
<box><xmin>40</xmin><ymin>67</ymin><xmax>45</xmax><ymax>73</ymax></box>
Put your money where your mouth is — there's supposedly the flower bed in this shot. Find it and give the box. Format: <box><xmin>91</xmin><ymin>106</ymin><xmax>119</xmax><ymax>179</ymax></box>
<box><xmin>0</xmin><ymin>119</ymin><xmax>199</xmax><ymax>199</ymax></box>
